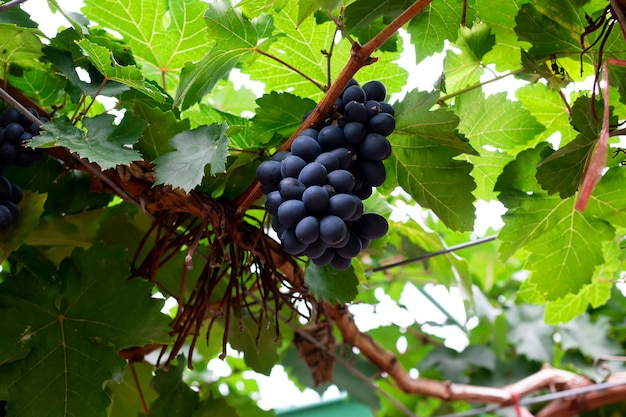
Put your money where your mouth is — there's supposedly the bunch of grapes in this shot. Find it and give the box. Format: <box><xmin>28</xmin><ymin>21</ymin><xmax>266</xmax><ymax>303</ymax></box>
<box><xmin>0</xmin><ymin>106</ymin><xmax>45</xmax><ymax>229</ymax></box>
<box><xmin>257</xmin><ymin>79</ymin><xmax>393</xmax><ymax>270</ymax></box>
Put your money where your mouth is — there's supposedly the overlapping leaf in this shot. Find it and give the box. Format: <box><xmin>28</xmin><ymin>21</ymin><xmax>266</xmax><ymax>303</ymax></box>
<box><xmin>0</xmin><ymin>24</ymin><xmax>42</xmax><ymax>68</ymax></box>
<box><xmin>304</xmin><ymin>263</ymin><xmax>360</xmax><ymax>303</ymax></box>
<box><xmin>385</xmin><ymin>89</ymin><xmax>476</xmax><ymax>232</ymax></box>
<box><xmin>343</xmin><ymin>0</ymin><xmax>414</xmax><ymax>32</ymax></box>
<box><xmin>133</xmin><ymin>102</ymin><xmax>190</xmax><ymax>159</ymax></box>
<box><xmin>251</xmin><ymin>92</ymin><xmax>316</xmax><ymax>144</ymax></box>
<box><xmin>31</xmin><ymin>113</ymin><xmax>146</xmax><ymax>170</ymax></box>
<box><xmin>153</xmin><ymin>123</ymin><xmax>230</xmax><ymax>191</ymax></box>
<box><xmin>0</xmin><ymin>243</ymin><xmax>171</xmax><ymax>417</ymax></box>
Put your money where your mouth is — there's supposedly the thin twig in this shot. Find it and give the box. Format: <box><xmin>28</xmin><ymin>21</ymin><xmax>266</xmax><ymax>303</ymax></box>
<box><xmin>438</xmin><ymin>68</ymin><xmax>524</xmax><ymax>103</ymax></box>
<box><xmin>129</xmin><ymin>362</ymin><xmax>150</xmax><ymax>415</ymax></box>
<box><xmin>0</xmin><ymin>0</ymin><xmax>29</xmax><ymax>12</ymax></box>
<box><xmin>254</xmin><ymin>48</ymin><xmax>326</xmax><ymax>92</ymax></box>
<box><xmin>0</xmin><ymin>87</ymin><xmax>41</xmax><ymax>126</ymax></box>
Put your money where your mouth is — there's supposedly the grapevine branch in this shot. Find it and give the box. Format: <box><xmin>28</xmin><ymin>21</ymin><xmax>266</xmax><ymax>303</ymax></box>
<box><xmin>234</xmin><ymin>0</ymin><xmax>434</xmax><ymax>213</ymax></box>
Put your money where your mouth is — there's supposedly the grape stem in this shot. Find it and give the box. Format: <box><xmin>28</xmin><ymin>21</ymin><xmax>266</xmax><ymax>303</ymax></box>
<box><xmin>234</xmin><ymin>0</ymin><xmax>434</xmax><ymax>213</ymax></box>
<box><xmin>0</xmin><ymin>0</ymin><xmax>29</xmax><ymax>12</ymax></box>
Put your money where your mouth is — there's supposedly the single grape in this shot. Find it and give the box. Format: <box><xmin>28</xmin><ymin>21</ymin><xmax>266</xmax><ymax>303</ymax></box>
<box><xmin>343</xmin><ymin>101</ymin><xmax>368</xmax><ymax>124</ymax></box>
<box><xmin>331</xmin><ymin>230</ymin><xmax>351</xmax><ymax>248</ymax></box>
<box><xmin>280</xmin><ymin>155</ymin><xmax>307</xmax><ymax>178</ymax></box>
<box><xmin>314</xmin><ymin>152</ymin><xmax>340</xmax><ymax>172</ymax></box>
<box><xmin>300</xmin><ymin>128</ymin><xmax>319</xmax><ymax>139</ymax></box>
<box><xmin>353</xmin><ymin>183</ymin><xmax>373</xmax><ymax>200</ymax></box>
<box><xmin>342</xmin><ymin>85</ymin><xmax>366</xmax><ymax>103</ymax></box>
<box><xmin>354</xmin><ymin>213</ymin><xmax>389</xmax><ymax>240</ymax></box>
<box><xmin>298</xmin><ymin>161</ymin><xmax>327</xmax><ymax>186</ymax></box>
<box><xmin>355</xmin><ymin>160</ymin><xmax>386</xmax><ymax>187</ymax></box>
<box><xmin>9</xmin><ymin>183</ymin><xmax>22</xmax><ymax>204</ymax></box>
<box><xmin>343</xmin><ymin>122</ymin><xmax>367</xmax><ymax>145</ymax></box>
<box><xmin>271</xmin><ymin>216</ymin><xmax>286</xmax><ymax>236</ymax></box>
<box><xmin>329</xmin><ymin>147</ymin><xmax>353</xmax><ymax>170</ymax></box>
<box><xmin>277</xmin><ymin>199</ymin><xmax>308</xmax><ymax>228</ymax></box>
<box><xmin>295</xmin><ymin>215</ymin><xmax>320</xmax><ymax>244</ymax></box>
<box><xmin>346</xmin><ymin>195</ymin><xmax>364</xmax><ymax>221</ymax></box>
<box><xmin>327</xmin><ymin>193</ymin><xmax>358</xmax><ymax>220</ymax></box>
<box><xmin>278</xmin><ymin>177</ymin><xmax>306</xmax><ymax>200</ymax></box>
<box><xmin>281</xmin><ymin>228</ymin><xmax>309</xmax><ymax>255</ymax></box>
<box><xmin>359</xmin><ymin>133</ymin><xmax>391</xmax><ymax>161</ymax></box>
<box><xmin>1</xmin><ymin>107</ymin><xmax>21</xmax><ymax>125</ymax></box>
<box><xmin>291</xmin><ymin>135</ymin><xmax>322</xmax><ymax>162</ymax></box>
<box><xmin>326</xmin><ymin>169</ymin><xmax>355</xmax><ymax>194</ymax></box>
<box><xmin>365</xmin><ymin>100</ymin><xmax>381</xmax><ymax>118</ymax></box>
<box><xmin>303</xmin><ymin>239</ymin><xmax>328</xmax><ymax>259</ymax></box>
<box><xmin>319</xmin><ymin>215</ymin><xmax>348</xmax><ymax>246</ymax></box>
<box><xmin>256</xmin><ymin>160</ymin><xmax>282</xmax><ymax>186</ymax></box>
<box><xmin>336</xmin><ymin>231</ymin><xmax>362</xmax><ymax>259</ymax></box>
<box><xmin>0</xmin><ymin>176</ymin><xmax>11</xmax><ymax>200</ymax></box>
<box><xmin>0</xmin><ymin>204</ymin><xmax>12</xmax><ymax>229</ymax></box>
<box><xmin>302</xmin><ymin>185</ymin><xmax>329</xmax><ymax>214</ymax></box>
<box><xmin>264</xmin><ymin>190</ymin><xmax>283</xmax><ymax>216</ymax></box>
<box><xmin>322</xmin><ymin>184</ymin><xmax>336</xmax><ymax>197</ymax></box>
<box><xmin>334</xmin><ymin>97</ymin><xmax>345</xmax><ymax>112</ymax></box>
<box><xmin>379</xmin><ymin>102</ymin><xmax>395</xmax><ymax>115</ymax></box>
<box><xmin>19</xmin><ymin>108</ymin><xmax>39</xmax><ymax>126</ymax></box>
<box><xmin>362</xmin><ymin>80</ymin><xmax>387</xmax><ymax>102</ymax></box>
<box><xmin>317</xmin><ymin>125</ymin><xmax>346</xmax><ymax>151</ymax></box>
<box><xmin>3</xmin><ymin>201</ymin><xmax>18</xmax><ymax>223</ymax></box>
<box><xmin>271</xmin><ymin>151</ymin><xmax>291</xmax><ymax>162</ymax></box>
<box><xmin>3</xmin><ymin>123</ymin><xmax>24</xmax><ymax>144</ymax></box>
<box><xmin>367</xmin><ymin>113</ymin><xmax>396</xmax><ymax>136</ymax></box>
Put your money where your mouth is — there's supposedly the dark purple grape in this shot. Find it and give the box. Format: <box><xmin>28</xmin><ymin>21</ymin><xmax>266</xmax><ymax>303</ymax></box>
<box><xmin>354</xmin><ymin>213</ymin><xmax>388</xmax><ymax>240</ymax></box>
<box><xmin>0</xmin><ymin>176</ymin><xmax>11</xmax><ymax>200</ymax></box>
<box><xmin>353</xmin><ymin>183</ymin><xmax>373</xmax><ymax>200</ymax></box>
<box><xmin>271</xmin><ymin>216</ymin><xmax>286</xmax><ymax>236</ymax></box>
<box><xmin>327</xmin><ymin>193</ymin><xmax>358</xmax><ymax>220</ymax></box>
<box><xmin>336</xmin><ymin>231</ymin><xmax>362</xmax><ymax>259</ymax></box>
<box><xmin>379</xmin><ymin>102</ymin><xmax>394</xmax><ymax>115</ymax></box>
<box><xmin>298</xmin><ymin>162</ymin><xmax>327</xmax><ymax>186</ymax></box>
<box><xmin>302</xmin><ymin>185</ymin><xmax>329</xmax><ymax>214</ymax></box>
<box><xmin>319</xmin><ymin>215</ymin><xmax>348</xmax><ymax>246</ymax></box>
<box><xmin>343</xmin><ymin>122</ymin><xmax>367</xmax><ymax>145</ymax></box>
<box><xmin>334</xmin><ymin>97</ymin><xmax>345</xmax><ymax>112</ymax></box>
<box><xmin>256</xmin><ymin>160</ymin><xmax>282</xmax><ymax>186</ymax></box>
<box><xmin>367</xmin><ymin>113</ymin><xmax>395</xmax><ymax>136</ymax></box>
<box><xmin>9</xmin><ymin>183</ymin><xmax>22</xmax><ymax>204</ymax></box>
<box><xmin>281</xmin><ymin>155</ymin><xmax>307</xmax><ymax>178</ymax></box>
<box><xmin>300</xmin><ymin>128</ymin><xmax>319</xmax><ymax>139</ymax></box>
<box><xmin>19</xmin><ymin>132</ymin><xmax>33</xmax><ymax>145</ymax></box>
<box><xmin>291</xmin><ymin>136</ymin><xmax>322</xmax><ymax>162</ymax></box>
<box><xmin>329</xmin><ymin>147</ymin><xmax>353</xmax><ymax>170</ymax></box>
<box><xmin>362</xmin><ymin>80</ymin><xmax>387</xmax><ymax>102</ymax></box>
<box><xmin>1</xmin><ymin>107</ymin><xmax>21</xmax><ymax>125</ymax></box>
<box><xmin>346</xmin><ymin>196</ymin><xmax>364</xmax><ymax>221</ymax></box>
<box><xmin>271</xmin><ymin>151</ymin><xmax>291</xmax><ymax>162</ymax></box>
<box><xmin>365</xmin><ymin>100</ymin><xmax>381</xmax><ymax>118</ymax></box>
<box><xmin>281</xmin><ymin>228</ymin><xmax>308</xmax><ymax>255</ymax></box>
<box><xmin>322</xmin><ymin>184</ymin><xmax>336</xmax><ymax>197</ymax></box>
<box><xmin>3</xmin><ymin>123</ymin><xmax>24</xmax><ymax>144</ymax></box>
<box><xmin>3</xmin><ymin>201</ymin><xmax>18</xmax><ymax>223</ymax></box>
<box><xmin>303</xmin><ymin>239</ymin><xmax>328</xmax><ymax>259</ymax></box>
<box><xmin>14</xmin><ymin>149</ymin><xmax>42</xmax><ymax>167</ymax></box>
<box><xmin>301</xmin><ymin>109</ymin><xmax>314</xmax><ymax>122</ymax></box>
<box><xmin>277</xmin><ymin>199</ymin><xmax>308</xmax><ymax>228</ymax></box>
<box><xmin>264</xmin><ymin>191</ymin><xmax>283</xmax><ymax>216</ymax></box>
<box><xmin>359</xmin><ymin>133</ymin><xmax>391</xmax><ymax>161</ymax></box>
<box><xmin>360</xmin><ymin>237</ymin><xmax>371</xmax><ymax>250</ymax></box>
<box><xmin>0</xmin><ymin>204</ymin><xmax>12</xmax><ymax>229</ymax></box>
<box><xmin>279</xmin><ymin>177</ymin><xmax>306</xmax><ymax>200</ymax></box>
<box><xmin>311</xmin><ymin>247</ymin><xmax>335</xmax><ymax>266</ymax></box>
<box><xmin>314</xmin><ymin>152</ymin><xmax>339</xmax><ymax>172</ymax></box>
<box><xmin>317</xmin><ymin>126</ymin><xmax>346</xmax><ymax>151</ymax></box>
<box><xmin>355</xmin><ymin>160</ymin><xmax>386</xmax><ymax>187</ymax></box>
<box><xmin>330</xmin><ymin>253</ymin><xmax>353</xmax><ymax>270</ymax></box>
<box><xmin>326</xmin><ymin>169</ymin><xmax>355</xmax><ymax>194</ymax></box>
<box><xmin>343</xmin><ymin>101</ymin><xmax>368</xmax><ymax>124</ymax></box>
<box><xmin>342</xmin><ymin>85</ymin><xmax>366</xmax><ymax>103</ymax></box>
<box><xmin>295</xmin><ymin>215</ymin><xmax>320</xmax><ymax>244</ymax></box>
<box><xmin>19</xmin><ymin>108</ymin><xmax>39</xmax><ymax>126</ymax></box>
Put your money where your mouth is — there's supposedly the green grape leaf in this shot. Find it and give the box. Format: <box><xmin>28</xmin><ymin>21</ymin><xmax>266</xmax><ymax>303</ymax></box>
<box><xmin>515</xmin><ymin>83</ymin><xmax>577</xmax><ymax>147</ymax></box>
<box><xmin>457</xmin><ymin>89</ymin><xmax>545</xmax><ymax>153</ymax></box>
<box><xmin>343</xmin><ymin>0</ymin><xmax>414</xmax><ymax>32</ymax></box>
<box><xmin>514</xmin><ymin>3</ymin><xmax>583</xmax><ymax>60</ymax></box>
<box><xmin>153</xmin><ymin>123</ymin><xmax>230</xmax><ymax>191</ymax></box>
<box><xmin>304</xmin><ymin>263</ymin><xmax>359</xmax><ymax>304</ymax></box>
<box><xmin>175</xmin><ymin>1</ymin><xmax>276</xmax><ymax>109</ymax></box>
<box><xmin>0</xmin><ymin>24</ymin><xmax>42</xmax><ymax>68</ymax></box>
<box><xmin>0</xmin><ymin>191</ymin><xmax>46</xmax><ymax>259</ymax></box>
<box><xmin>443</xmin><ymin>23</ymin><xmax>495</xmax><ymax>92</ymax></box>
<box><xmin>76</xmin><ymin>39</ymin><xmax>167</xmax><ymax>102</ymax></box>
<box><xmin>149</xmin><ymin>358</ymin><xmax>199</xmax><ymax>417</ymax></box>
<box><xmin>251</xmin><ymin>92</ymin><xmax>316</xmax><ymax>145</ymax></box>
<box><xmin>545</xmin><ymin>281</ymin><xmax>612</xmax><ymax>325</ymax></box>
<box><xmin>228</xmin><ymin>314</ymin><xmax>281</xmax><ymax>376</ymax></box>
<box><xmin>385</xmin><ymin>89</ymin><xmax>476</xmax><ymax>232</ymax></box>
<box><xmin>7</xmin><ymin>68</ymin><xmax>66</xmax><ymax>108</ymax></box>
<box><xmin>133</xmin><ymin>102</ymin><xmax>190</xmax><ymax>159</ymax></box>
<box><xmin>297</xmin><ymin>0</ymin><xmax>341</xmax><ymax>27</ymax></box>
<box><xmin>31</xmin><ymin>114</ymin><xmax>146</xmax><ymax>170</ymax></box>
<box><xmin>474</xmin><ymin>0</ymin><xmax>528</xmax><ymax>71</ymax></box>
<box><xmin>536</xmin><ymin>96</ymin><xmax>612</xmax><ymax>198</ymax></box>
<box><xmin>406</xmin><ymin>0</ymin><xmax>474</xmax><ymax>63</ymax></box>
<box><xmin>466</xmin><ymin>152</ymin><xmax>513</xmax><ymax>201</ymax></box>
<box><xmin>106</xmin><ymin>362</ymin><xmax>158</xmax><ymax>417</ymax></box>
<box><xmin>506</xmin><ymin>304</ymin><xmax>554</xmax><ymax>362</ymax></box>
<box><xmin>245</xmin><ymin>1</ymin><xmax>406</xmax><ymax>102</ymax></box>
<box><xmin>192</xmin><ymin>397</ymin><xmax>239</xmax><ymax>417</ymax></box>
<box><xmin>0</xmin><ymin>242</ymin><xmax>171</xmax><ymax>417</ymax></box>
<box><xmin>586</xmin><ymin>166</ymin><xmax>626</xmax><ymax>229</ymax></box>
<box><xmin>559</xmin><ymin>314</ymin><xmax>623</xmax><ymax>358</ymax></box>
<box><xmin>82</xmin><ymin>0</ymin><xmax>212</xmax><ymax>83</ymax></box>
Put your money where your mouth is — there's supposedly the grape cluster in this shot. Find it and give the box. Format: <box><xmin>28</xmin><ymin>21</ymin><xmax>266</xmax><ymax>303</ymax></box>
<box><xmin>0</xmin><ymin>106</ymin><xmax>45</xmax><ymax>229</ymax></box>
<box><xmin>257</xmin><ymin>80</ymin><xmax>394</xmax><ymax>270</ymax></box>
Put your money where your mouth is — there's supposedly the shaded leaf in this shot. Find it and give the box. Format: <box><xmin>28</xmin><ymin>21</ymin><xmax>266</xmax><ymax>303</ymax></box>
<box><xmin>149</xmin><ymin>357</ymin><xmax>199</xmax><ymax>417</ymax></box>
<box><xmin>343</xmin><ymin>0</ymin><xmax>414</xmax><ymax>32</ymax></box>
<box><xmin>251</xmin><ymin>92</ymin><xmax>316</xmax><ymax>145</ymax></box>
<box><xmin>304</xmin><ymin>263</ymin><xmax>359</xmax><ymax>303</ymax></box>
<box><xmin>228</xmin><ymin>314</ymin><xmax>281</xmax><ymax>376</ymax></box>
<box><xmin>506</xmin><ymin>305</ymin><xmax>553</xmax><ymax>363</ymax></box>
<box><xmin>0</xmin><ymin>192</ymin><xmax>46</xmax><ymax>259</ymax></box>
<box><xmin>559</xmin><ymin>314</ymin><xmax>623</xmax><ymax>358</ymax></box>
<box><xmin>133</xmin><ymin>102</ymin><xmax>190</xmax><ymax>159</ymax></box>
<box><xmin>419</xmin><ymin>345</ymin><xmax>496</xmax><ymax>384</ymax></box>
